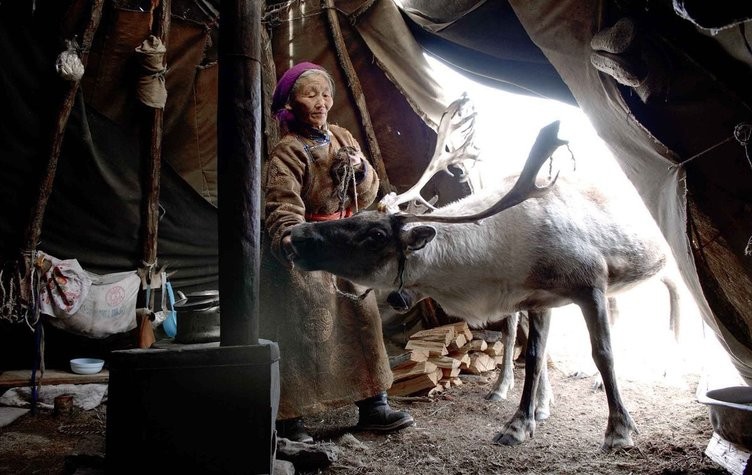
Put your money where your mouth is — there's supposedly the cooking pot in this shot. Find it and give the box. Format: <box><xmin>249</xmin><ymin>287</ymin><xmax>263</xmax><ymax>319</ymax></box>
<box><xmin>174</xmin><ymin>290</ymin><xmax>220</xmax><ymax>344</ymax></box>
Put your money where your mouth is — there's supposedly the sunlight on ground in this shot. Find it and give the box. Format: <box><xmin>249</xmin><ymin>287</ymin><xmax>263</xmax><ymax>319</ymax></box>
<box><xmin>425</xmin><ymin>55</ymin><xmax>742</xmax><ymax>389</ymax></box>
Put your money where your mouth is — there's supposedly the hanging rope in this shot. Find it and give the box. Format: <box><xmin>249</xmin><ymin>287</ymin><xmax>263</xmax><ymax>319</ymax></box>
<box><xmin>332</xmin><ymin>146</ymin><xmax>361</xmax><ymax>217</ymax></box>
<box><xmin>670</xmin><ymin>122</ymin><xmax>751</xmax><ymax>170</ymax></box>
<box><xmin>667</xmin><ymin>122</ymin><xmax>752</xmax><ymax>257</ymax></box>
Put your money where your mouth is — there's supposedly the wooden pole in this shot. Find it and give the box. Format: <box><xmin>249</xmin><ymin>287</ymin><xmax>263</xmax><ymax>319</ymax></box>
<box><xmin>141</xmin><ymin>0</ymin><xmax>171</xmax><ymax>270</ymax></box>
<box><xmin>323</xmin><ymin>0</ymin><xmax>394</xmax><ymax>196</ymax></box>
<box><xmin>132</xmin><ymin>0</ymin><xmax>171</xmax><ymax>349</ymax></box>
<box><xmin>11</xmin><ymin>0</ymin><xmax>104</xmax><ymax>322</ymax></box>
<box><xmin>218</xmin><ymin>0</ymin><xmax>263</xmax><ymax>346</ymax></box>
<box><xmin>22</xmin><ymin>0</ymin><xmax>104</xmax><ymax>252</ymax></box>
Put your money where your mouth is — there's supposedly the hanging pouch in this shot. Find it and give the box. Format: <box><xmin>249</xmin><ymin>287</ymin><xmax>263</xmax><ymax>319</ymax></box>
<box><xmin>162</xmin><ymin>281</ymin><xmax>177</xmax><ymax>338</ymax></box>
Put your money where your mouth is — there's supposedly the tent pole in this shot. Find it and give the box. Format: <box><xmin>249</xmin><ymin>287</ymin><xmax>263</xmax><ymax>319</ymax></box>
<box><xmin>217</xmin><ymin>0</ymin><xmax>263</xmax><ymax>346</ymax></box>
<box><xmin>132</xmin><ymin>0</ymin><xmax>171</xmax><ymax>349</ymax></box>
<box><xmin>6</xmin><ymin>0</ymin><xmax>104</xmax><ymax>324</ymax></box>
<box><xmin>323</xmin><ymin>0</ymin><xmax>394</xmax><ymax>196</ymax></box>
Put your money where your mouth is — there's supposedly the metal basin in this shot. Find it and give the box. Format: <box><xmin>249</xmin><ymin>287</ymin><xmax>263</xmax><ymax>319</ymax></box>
<box><xmin>700</xmin><ymin>385</ymin><xmax>752</xmax><ymax>450</ymax></box>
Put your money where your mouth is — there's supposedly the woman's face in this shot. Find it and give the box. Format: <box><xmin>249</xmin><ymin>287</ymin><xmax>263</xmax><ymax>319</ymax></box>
<box><xmin>289</xmin><ymin>72</ymin><xmax>334</xmax><ymax>129</ymax></box>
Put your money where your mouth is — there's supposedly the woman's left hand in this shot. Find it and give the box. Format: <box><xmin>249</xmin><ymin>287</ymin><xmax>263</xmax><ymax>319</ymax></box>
<box><xmin>346</xmin><ymin>149</ymin><xmax>362</xmax><ymax>167</ymax></box>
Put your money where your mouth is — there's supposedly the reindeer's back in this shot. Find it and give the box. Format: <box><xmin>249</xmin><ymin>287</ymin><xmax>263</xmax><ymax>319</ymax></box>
<box><xmin>437</xmin><ymin>175</ymin><xmax>667</xmax><ymax>294</ymax></box>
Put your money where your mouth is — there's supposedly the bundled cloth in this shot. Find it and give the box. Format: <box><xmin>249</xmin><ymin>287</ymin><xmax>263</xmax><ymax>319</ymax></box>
<box><xmin>38</xmin><ymin>251</ymin><xmax>139</xmax><ymax>338</ymax></box>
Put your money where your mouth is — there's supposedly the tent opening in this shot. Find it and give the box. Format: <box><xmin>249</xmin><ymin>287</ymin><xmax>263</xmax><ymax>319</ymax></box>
<box><xmin>424</xmin><ymin>54</ymin><xmax>742</xmax><ymax>392</ymax></box>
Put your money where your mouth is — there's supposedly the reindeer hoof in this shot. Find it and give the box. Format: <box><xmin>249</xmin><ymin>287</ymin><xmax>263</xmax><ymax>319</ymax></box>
<box><xmin>493</xmin><ymin>431</ymin><xmax>525</xmax><ymax>446</ymax></box>
<box><xmin>601</xmin><ymin>434</ymin><xmax>634</xmax><ymax>451</ymax></box>
<box><xmin>534</xmin><ymin>407</ymin><xmax>550</xmax><ymax>421</ymax></box>
<box><xmin>568</xmin><ymin>370</ymin><xmax>592</xmax><ymax>379</ymax></box>
<box><xmin>494</xmin><ymin>415</ymin><xmax>534</xmax><ymax>446</ymax></box>
<box><xmin>602</xmin><ymin>414</ymin><xmax>637</xmax><ymax>451</ymax></box>
<box><xmin>484</xmin><ymin>391</ymin><xmax>507</xmax><ymax>402</ymax></box>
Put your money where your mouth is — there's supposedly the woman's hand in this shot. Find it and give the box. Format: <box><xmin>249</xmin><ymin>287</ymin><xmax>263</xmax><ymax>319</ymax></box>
<box><xmin>347</xmin><ymin>150</ymin><xmax>362</xmax><ymax>167</ymax></box>
<box><xmin>281</xmin><ymin>234</ymin><xmax>298</xmax><ymax>267</ymax></box>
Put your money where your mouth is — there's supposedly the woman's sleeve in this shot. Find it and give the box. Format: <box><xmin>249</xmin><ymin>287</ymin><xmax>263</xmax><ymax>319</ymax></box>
<box><xmin>263</xmin><ymin>142</ymin><xmax>306</xmax><ymax>262</ymax></box>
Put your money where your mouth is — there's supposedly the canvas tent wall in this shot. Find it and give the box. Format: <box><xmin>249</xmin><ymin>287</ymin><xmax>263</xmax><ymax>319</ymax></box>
<box><xmin>0</xmin><ymin>0</ymin><xmax>471</xmax><ymax>365</ymax></box>
<box><xmin>1</xmin><ymin>0</ymin><xmax>751</xmax><ymax>385</ymax></box>
<box><xmin>390</xmin><ymin>0</ymin><xmax>752</xmax><ymax>382</ymax></box>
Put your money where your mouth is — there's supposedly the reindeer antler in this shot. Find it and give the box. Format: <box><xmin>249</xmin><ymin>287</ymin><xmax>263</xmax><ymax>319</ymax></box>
<box><xmin>396</xmin><ymin>120</ymin><xmax>566</xmax><ymax>225</ymax></box>
<box><xmin>379</xmin><ymin>94</ymin><xmax>480</xmax><ymax>213</ymax></box>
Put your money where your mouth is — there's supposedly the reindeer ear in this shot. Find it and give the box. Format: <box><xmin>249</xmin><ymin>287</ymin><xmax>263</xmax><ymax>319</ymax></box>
<box><xmin>404</xmin><ymin>225</ymin><xmax>436</xmax><ymax>251</ymax></box>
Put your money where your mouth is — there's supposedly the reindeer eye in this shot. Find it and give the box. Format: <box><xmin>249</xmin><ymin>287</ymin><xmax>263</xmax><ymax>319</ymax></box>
<box><xmin>363</xmin><ymin>228</ymin><xmax>389</xmax><ymax>250</ymax></box>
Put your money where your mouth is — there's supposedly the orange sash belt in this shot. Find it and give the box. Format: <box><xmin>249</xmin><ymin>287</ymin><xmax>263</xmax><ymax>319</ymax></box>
<box><xmin>305</xmin><ymin>208</ymin><xmax>352</xmax><ymax>222</ymax></box>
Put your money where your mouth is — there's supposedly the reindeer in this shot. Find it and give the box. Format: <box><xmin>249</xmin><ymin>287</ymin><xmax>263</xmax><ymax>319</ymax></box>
<box><xmin>284</xmin><ymin>96</ymin><xmax>675</xmax><ymax>450</ymax></box>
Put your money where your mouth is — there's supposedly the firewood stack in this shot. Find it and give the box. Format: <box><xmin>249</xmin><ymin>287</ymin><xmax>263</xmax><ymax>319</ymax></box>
<box><xmin>387</xmin><ymin>321</ymin><xmax>508</xmax><ymax>397</ymax></box>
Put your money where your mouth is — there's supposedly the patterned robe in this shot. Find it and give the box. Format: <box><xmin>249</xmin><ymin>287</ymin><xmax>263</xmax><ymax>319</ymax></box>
<box><xmin>260</xmin><ymin>122</ymin><xmax>393</xmax><ymax>419</ymax></box>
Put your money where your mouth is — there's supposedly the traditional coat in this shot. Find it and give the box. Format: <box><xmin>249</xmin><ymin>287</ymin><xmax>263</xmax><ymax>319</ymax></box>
<box><xmin>259</xmin><ymin>122</ymin><xmax>393</xmax><ymax>419</ymax></box>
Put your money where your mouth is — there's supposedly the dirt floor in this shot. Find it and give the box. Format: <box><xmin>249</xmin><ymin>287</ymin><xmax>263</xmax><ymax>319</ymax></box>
<box><xmin>300</xmin><ymin>365</ymin><xmax>722</xmax><ymax>475</ymax></box>
<box><xmin>0</xmin><ymin>360</ymin><xmax>726</xmax><ymax>475</ymax></box>
<box><xmin>0</xmin><ymin>275</ymin><xmax>742</xmax><ymax>474</ymax></box>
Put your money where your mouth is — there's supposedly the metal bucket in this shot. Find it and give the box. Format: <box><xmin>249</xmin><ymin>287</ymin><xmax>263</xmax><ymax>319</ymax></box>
<box><xmin>700</xmin><ymin>386</ymin><xmax>752</xmax><ymax>450</ymax></box>
<box><xmin>174</xmin><ymin>290</ymin><xmax>220</xmax><ymax>344</ymax></box>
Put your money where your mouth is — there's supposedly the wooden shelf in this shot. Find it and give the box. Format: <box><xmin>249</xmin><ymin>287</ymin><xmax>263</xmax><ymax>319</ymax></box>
<box><xmin>0</xmin><ymin>369</ymin><xmax>109</xmax><ymax>390</ymax></box>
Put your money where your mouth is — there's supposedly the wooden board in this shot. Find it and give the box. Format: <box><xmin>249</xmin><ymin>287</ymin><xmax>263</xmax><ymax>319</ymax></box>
<box><xmin>705</xmin><ymin>432</ymin><xmax>751</xmax><ymax>475</ymax></box>
<box><xmin>392</xmin><ymin>361</ymin><xmax>438</xmax><ymax>382</ymax></box>
<box><xmin>0</xmin><ymin>369</ymin><xmax>109</xmax><ymax>389</ymax></box>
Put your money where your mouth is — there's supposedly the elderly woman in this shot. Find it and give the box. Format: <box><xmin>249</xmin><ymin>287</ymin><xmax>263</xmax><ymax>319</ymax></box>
<box><xmin>259</xmin><ymin>62</ymin><xmax>414</xmax><ymax>443</ymax></box>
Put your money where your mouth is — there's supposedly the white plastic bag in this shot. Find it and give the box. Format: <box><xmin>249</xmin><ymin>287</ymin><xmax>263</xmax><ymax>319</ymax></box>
<box><xmin>39</xmin><ymin>252</ymin><xmax>139</xmax><ymax>338</ymax></box>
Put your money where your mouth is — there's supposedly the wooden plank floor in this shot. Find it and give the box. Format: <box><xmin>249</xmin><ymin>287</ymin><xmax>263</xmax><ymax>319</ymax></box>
<box><xmin>0</xmin><ymin>369</ymin><xmax>109</xmax><ymax>389</ymax></box>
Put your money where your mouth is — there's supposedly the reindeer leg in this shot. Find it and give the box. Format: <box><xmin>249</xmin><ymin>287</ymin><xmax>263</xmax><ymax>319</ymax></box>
<box><xmin>577</xmin><ymin>288</ymin><xmax>637</xmax><ymax>451</ymax></box>
<box><xmin>494</xmin><ymin>308</ymin><xmax>551</xmax><ymax>446</ymax></box>
<box><xmin>485</xmin><ymin>312</ymin><xmax>519</xmax><ymax>401</ymax></box>
<box><xmin>534</xmin><ymin>354</ymin><xmax>553</xmax><ymax>421</ymax></box>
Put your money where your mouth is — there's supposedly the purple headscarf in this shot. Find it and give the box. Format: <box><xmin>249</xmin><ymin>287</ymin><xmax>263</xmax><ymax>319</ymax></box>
<box><xmin>271</xmin><ymin>61</ymin><xmax>328</xmax><ymax>130</ymax></box>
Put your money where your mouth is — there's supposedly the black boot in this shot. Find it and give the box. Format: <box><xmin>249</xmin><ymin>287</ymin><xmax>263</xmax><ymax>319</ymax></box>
<box><xmin>355</xmin><ymin>392</ymin><xmax>415</xmax><ymax>432</ymax></box>
<box><xmin>275</xmin><ymin>417</ymin><xmax>313</xmax><ymax>443</ymax></box>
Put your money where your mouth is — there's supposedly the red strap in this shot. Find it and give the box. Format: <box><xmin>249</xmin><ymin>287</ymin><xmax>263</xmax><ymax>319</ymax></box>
<box><xmin>305</xmin><ymin>208</ymin><xmax>352</xmax><ymax>222</ymax></box>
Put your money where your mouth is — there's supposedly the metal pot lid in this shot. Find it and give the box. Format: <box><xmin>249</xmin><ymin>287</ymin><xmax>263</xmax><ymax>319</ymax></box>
<box><xmin>174</xmin><ymin>298</ymin><xmax>220</xmax><ymax>311</ymax></box>
<box><xmin>184</xmin><ymin>290</ymin><xmax>219</xmax><ymax>299</ymax></box>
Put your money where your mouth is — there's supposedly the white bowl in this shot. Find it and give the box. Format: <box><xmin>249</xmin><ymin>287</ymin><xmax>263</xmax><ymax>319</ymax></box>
<box><xmin>70</xmin><ymin>358</ymin><xmax>105</xmax><ymax>375</ymax></box>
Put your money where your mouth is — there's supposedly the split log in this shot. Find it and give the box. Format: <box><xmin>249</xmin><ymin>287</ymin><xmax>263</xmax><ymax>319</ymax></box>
<box><xmin>468</xmin><ymin>339</ymin><xmax>488</xmax><ymax>352</ymax></box>
<box><xmin>484</xmin><ymin>341</ymin><xmax>504</xmax><ymax>357</ymax></box>
<box><xmin>428</xmin><ymin>355</ymin><xmax>461</xmax><ymax>369</ymax></box>
<box><xmin>449</xmin><ymin>321</ymin><xmax>474</xmax><ymax>341</ymax></box>
<box><xmin>466</xmin><ymin>352</ymin><xmax>497</xmax><ymax>374</ymax></box>
<box><xmin>392</xmin><ymin>361</ymin><xmax>438</xmax><ymax>382</ymax></box>
<box><xmin>442</xmin><ymin>366</ymin><xmax>461</xmax><ymax>379</ymax></box>
<box><xmin>449</xmin><ymin>352</ymin><xmax>472</xmax><ymax>368</ymax></box>
<box><xmin>409</xmin><ymin>326</ymin><xmax>455</xmax><ymax>345</ymax></box>
<box><xmin>447</xmin><ymin>333</ymin><xmax>468</xmax><ymax>352</ymax></box>
<box><xmin>388</xmin><ymin>368</ymin><xmax>443</xmax><ymax>396</ymax></box>
<box><xmin>405</xmin><ymin>339</ymin><xmax>448</xmax><ymax>356</ymax></box>
<box><xmin>389</xmin><ymin>350</ymin><xmax>429</xmax><ymax>369</ymax></box>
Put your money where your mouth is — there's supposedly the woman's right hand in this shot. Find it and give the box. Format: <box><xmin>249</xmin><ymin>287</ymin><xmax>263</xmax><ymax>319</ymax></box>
<box><xmin>281</xmin><ymin>234</ymin><xmax>297</xmax><ymax>265</ymax></box>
